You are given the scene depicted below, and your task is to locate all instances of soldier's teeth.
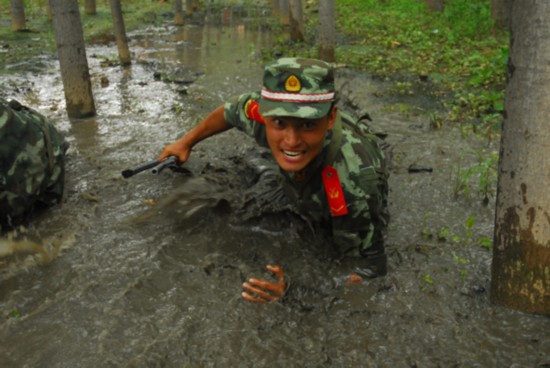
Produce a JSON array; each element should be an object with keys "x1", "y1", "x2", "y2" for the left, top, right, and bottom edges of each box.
[{"x1": 283, "y1": 150, "x2": 302, "y2": 157}]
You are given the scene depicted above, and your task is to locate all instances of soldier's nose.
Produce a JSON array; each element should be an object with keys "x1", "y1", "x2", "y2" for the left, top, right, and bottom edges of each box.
[{"x1": 283, "y1": 127, "x2": 301, "y2": 147}]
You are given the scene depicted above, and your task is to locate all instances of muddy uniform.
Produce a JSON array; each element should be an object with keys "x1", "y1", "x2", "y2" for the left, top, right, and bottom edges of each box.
[
  {"x1": 0, "y1": 98, "x2": 67, "y2": 231},
  {"x1": 224, "y1": 92, "x2": 389, "y2": 259}
]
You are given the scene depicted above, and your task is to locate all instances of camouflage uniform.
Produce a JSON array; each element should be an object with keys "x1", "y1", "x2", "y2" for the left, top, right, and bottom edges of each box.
[
  {"x1": 224, "y1": 58, "x2": 389, "y2": 267},
  {"x1": 0, "y1": 98, "x2": 67, "y2": 231}
]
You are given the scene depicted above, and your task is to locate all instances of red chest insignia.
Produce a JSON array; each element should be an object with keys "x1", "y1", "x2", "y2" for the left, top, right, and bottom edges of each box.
[
  {"x1": 244, "y1": 99, "x2": 265, "y2": 124},
  {"x1": 322, "y1": 166, "x2": 348, "y2": 216}
]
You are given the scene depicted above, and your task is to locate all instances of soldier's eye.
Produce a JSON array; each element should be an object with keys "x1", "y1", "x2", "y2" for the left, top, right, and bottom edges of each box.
[{"x1": 272, "y1": 119, "x2": 284, "y2": 127}]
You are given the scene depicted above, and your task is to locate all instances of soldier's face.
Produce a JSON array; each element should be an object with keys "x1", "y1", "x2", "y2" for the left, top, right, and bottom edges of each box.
[{"x1": 264, "y1": 107, "x2": 337, "y2": 172}]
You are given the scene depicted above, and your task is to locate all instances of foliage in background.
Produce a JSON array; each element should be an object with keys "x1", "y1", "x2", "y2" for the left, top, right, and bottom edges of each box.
[
  {"x1": 0, "y1": 0, "x2": 173, "y2": 45},
  {"x1": 334, "y1": 0, "x2": 508, "y2": 134},
  {"x1": 0, "y1": 0, "x2": 173, "y2": 74}
]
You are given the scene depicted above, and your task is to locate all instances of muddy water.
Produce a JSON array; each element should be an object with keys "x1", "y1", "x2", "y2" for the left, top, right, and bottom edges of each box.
[{"x1": 1, "y1": 12, "x2": 549, "y2": 368}]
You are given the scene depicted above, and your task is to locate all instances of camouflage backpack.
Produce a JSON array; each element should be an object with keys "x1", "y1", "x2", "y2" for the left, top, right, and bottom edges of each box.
[{"x1": 0, "y1": 98, "x2": 67, "y2": 231}]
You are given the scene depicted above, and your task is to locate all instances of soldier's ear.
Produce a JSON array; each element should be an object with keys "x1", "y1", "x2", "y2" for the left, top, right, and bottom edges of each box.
[{"x1": 327, "y1": 106, "x2": 338, "y2": 130}]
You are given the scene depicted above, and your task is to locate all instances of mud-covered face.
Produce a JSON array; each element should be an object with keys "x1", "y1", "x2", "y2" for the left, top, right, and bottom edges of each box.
[{"x1": 264, "y1": 107, "x2": 337, "y2": 172}]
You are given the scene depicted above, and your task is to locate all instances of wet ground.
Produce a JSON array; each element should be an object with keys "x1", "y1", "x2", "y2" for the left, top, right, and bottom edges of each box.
[{"x1": 1, "y1": 10, "x2": 549, "y2": 368}]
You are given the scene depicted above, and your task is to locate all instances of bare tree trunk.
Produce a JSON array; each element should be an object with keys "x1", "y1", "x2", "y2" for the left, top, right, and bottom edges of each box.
[
  {"x1": 84, "y1": 0, "x2": 97, "y2": 15},
  {"x1": 279, "y1": 0, "x2": 290, "y2": 26},
  {"x1": 318, "y1": 0, "x2": 335, "y2": 62},
  {"x1": 191, "y1": 0, "x2": 200, "y2": 12},
  {"x1": 174, "y1": 0, "x2": 184, "y2": 25},
  {"x1": 50, "y1": 0, "x2": 96, "y2": 119},
  {"x1": 110, "y1": 0, "x2": 131, "y2": 66},
  {"x1": 289, "y1": 0, "x2": 304, "y2": 42},
  {"x1": 45, "y1": 2, "x2": 52, "y2": 21},
  {"x1": 425, "y1": 0, "x2": 444, "y2": 12},
  {"x1": 492, "y1": 0, "x2": 511, "y2": 30},
  {"x1": 491, "y1": 0, "x2": 550, "y2": 315},
  {"x1": 186, "y1": 0, "x2": 193, "y2": 16},
  {"x1": 10, "y1": 0, "x2": 26, "y2": 31},
  {"x1": 271, "y1": 0, "x2": 280, "y2": 16}
]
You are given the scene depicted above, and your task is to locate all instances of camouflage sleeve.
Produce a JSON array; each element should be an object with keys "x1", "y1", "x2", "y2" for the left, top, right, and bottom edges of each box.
[
  {"x1": 223, "y1": 91, "x2": 269, "y2": 148},
  {"x1": 330, "y1": 128, "x2": 389, "y2": 257}
]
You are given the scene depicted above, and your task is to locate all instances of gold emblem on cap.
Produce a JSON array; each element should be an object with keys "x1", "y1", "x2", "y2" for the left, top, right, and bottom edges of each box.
[{"x1": 285, "y1": 75, "x2": 301, "y2": 92}]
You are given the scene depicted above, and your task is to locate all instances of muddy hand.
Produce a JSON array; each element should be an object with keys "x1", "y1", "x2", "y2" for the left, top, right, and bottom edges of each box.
[
  {"x1": 345, "y1": 272, "x2": 362, "y2": 285},
  {"x1": 242, "y1": 265, "x2": 287, "y2": 303}
]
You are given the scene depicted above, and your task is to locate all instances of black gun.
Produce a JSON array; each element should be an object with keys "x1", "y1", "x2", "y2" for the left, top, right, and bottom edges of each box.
[{"x1": 121, "y1": 156, "x2": 189, "y2": 178}]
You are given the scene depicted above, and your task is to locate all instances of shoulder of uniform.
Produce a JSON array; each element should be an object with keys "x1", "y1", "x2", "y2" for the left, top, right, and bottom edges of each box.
[{"x1": 243, "y1": 95, "x2": 265, "y2": 124}]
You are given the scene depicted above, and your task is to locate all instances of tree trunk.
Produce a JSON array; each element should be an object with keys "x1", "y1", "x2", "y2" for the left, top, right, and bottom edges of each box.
[
  {"x1": 186, "y1": 0, "x2": 193, "y2": 16},
  {"x1": 84, "y1": 0, "x2": 97, "y2": 15},
  {"x1": 279, "y1": 0, "x2": 290, "y2": 26},
  {"x1": 492, "y1": 0, "x2": 511, "y2": 30},
  {"x1": 271, "y1": 0, "x2": 280, "y2": 16},
  {"x1": 174, "y1": 0, "x2": 184, "y2": 26},
  {"x1": 110, "y1": 0, "x2": 131, "y2": 66},
  {"x1": 289, "y1": 0, "x2": 304, "y2": 42},
  {"x1": 45, "y1": 2, "x2": 52, "y2": 21},
  {"x1": 50, "y1": 0, "x2": 96, "y2": 119},
  {"x1": 490, "y1": 0, "x2": 550, "y2": 315},
  {"x1": 191, "y1": 0, "x2": 200, "y2": 12},
  {"x1": 425, "y1": 0, "x2": 444, "y2": 12},
  {"x1": 10, "y1": 0, "x2": 26, "y2": 31},
  {"x1": 318, "y1": 0, "x2": 335, "y2": 62}
]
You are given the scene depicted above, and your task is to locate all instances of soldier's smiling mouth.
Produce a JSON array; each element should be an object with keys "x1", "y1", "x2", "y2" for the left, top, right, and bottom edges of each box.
[{"x1": 282, "y1": 150, "x2": 305, "y2": 160}]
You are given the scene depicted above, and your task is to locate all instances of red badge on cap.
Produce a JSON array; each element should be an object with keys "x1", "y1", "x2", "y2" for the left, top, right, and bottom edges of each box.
[
  {"x1": 322, "y1": 166, "x2": 348, "y2": 216},
  {"x1": 244, "y1": 99, "x2": 265, "y2": 124}
]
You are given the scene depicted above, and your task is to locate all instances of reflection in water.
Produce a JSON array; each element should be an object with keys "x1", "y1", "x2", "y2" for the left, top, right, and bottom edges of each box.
[
  {"x1": 118, "y1": 66, "x2": 134, "y2": 114},
  {"x1": 69, "y1": 117, "x2": 99, "y2": 153}
]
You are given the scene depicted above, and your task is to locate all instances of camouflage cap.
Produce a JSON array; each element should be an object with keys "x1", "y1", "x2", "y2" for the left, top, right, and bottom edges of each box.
[{"x1": 259, "y1": 57, "x2": 335, "y2": 119}]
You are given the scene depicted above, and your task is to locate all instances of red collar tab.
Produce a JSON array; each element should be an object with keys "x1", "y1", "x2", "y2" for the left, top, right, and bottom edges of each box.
[
  {"x1": 244, "y1": 99, "x2": 265, "y2": 124},
  {"x1": 322, "y1": 166, "x2": 348, "y2": 216}
]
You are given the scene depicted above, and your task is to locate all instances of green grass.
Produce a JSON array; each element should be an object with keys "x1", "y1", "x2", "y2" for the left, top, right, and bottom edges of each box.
[{"x1": 334, "y1": 0, "x2": 508, "y2": 132}]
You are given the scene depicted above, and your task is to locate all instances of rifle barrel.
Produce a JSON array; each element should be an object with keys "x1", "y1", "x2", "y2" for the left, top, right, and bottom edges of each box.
[{"x1": 121, "y1": 156, "x2": 179, "y2": 178}]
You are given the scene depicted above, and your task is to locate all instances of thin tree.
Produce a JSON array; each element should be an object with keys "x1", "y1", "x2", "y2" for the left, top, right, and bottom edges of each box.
[
  {"x1": 491, "y1": 0, "x2": 511, "y2": 30},
  {"x1": 84, "y1": 0, "x2": 97, "y2": 15},
  {"x1": 185, "y1": 0, "x2": 193, "y2": 16},
  {"x1": 110, "y1": 0, "x2": 131, "y2": 66},
  {"x1": 191, "y1": 0, "x2": 200, "y2": 12},
  {"x1": 490, "y1": 0, "x2": 550, "y2": 315},
  {"x1": 289, "y1": 0, "x2": 304, "y2": 42},
  {"x1": 271, "y1": 0, "x2": 280, "y2": 16},
  {"x1": 50, "y1": 0, "x2": 96, "y2": 119},
  {"x1": 10, "y1": 0, "x2": 26, "y2": 31},
  {"x1": 318, "y1": 0, "x2": 335, "y2": 62},
  {"x1": 174, "y1": 0, "x2": 184, "y2": 26},
  {"x1": 279, "y1": 0, "x2": 290, "y2": 26},
  {"x1": 45, "y1": 1, "x2": 52, "y2": 20}
]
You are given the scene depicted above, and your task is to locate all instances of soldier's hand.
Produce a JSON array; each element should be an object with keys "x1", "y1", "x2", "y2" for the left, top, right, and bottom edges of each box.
[
  {"x1": 345, "y1": 271, "x2": 363, "y2": 285},
  {"x1": 242, "y1": 265, "x2": 287, "y2": 303},
  {"x1": 158, "y1": 140, "x2": 191, "y2": 164}
]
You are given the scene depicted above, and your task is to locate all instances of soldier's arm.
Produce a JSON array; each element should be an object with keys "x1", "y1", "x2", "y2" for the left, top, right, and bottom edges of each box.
[{"x1": 158, "y1": 105, "x2": 232, "y2": 163}]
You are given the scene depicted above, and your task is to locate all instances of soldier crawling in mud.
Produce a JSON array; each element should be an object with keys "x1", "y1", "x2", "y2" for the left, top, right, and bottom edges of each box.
[
  {"x1": 159, "y1": 57, "x2": 389, "y2": 303},
  {"x1": 0, "y1": 98, "x2": 67, "y2": 233}
]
